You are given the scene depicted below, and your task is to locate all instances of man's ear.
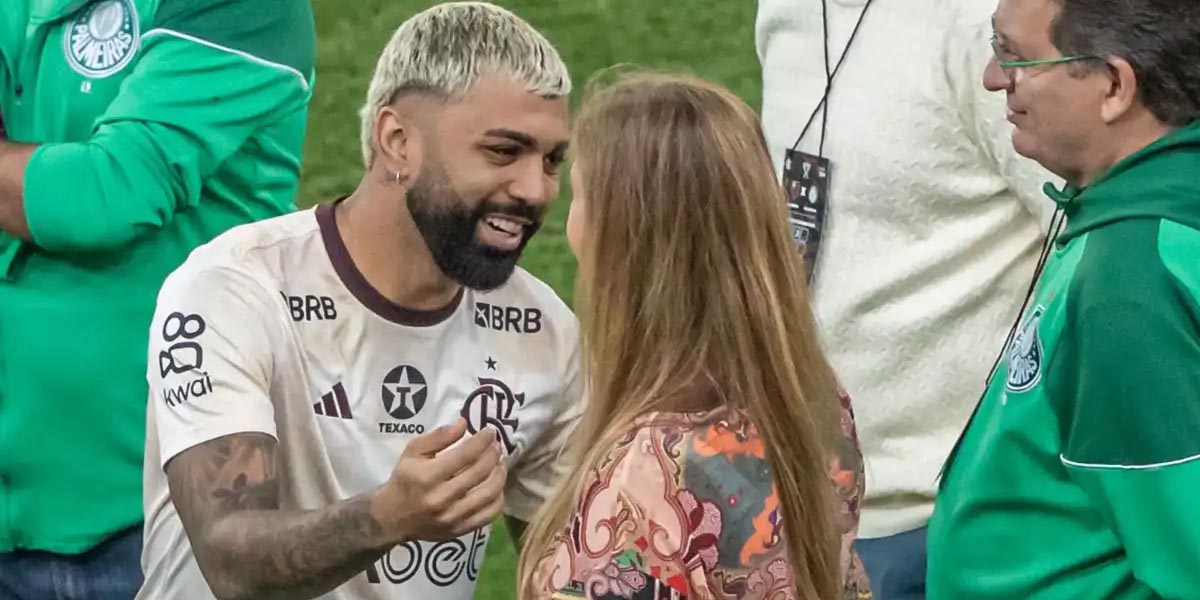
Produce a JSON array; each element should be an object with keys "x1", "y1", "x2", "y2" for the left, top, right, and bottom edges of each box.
[
  {"x1": 374, "y1": 105, "x2": 423, "y2": 181},
  {"x1": 1100, "y1": 57, "x2": 1139, "y2": 125}
]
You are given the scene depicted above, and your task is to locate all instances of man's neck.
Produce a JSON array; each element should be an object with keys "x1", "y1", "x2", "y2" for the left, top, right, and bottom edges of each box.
[
  {"x1": 335, "y1": 180, "x2": 461, "y2": 312},
  {"x1": 1074, "y1": 116, "x2": 1175, "y2": 188}
]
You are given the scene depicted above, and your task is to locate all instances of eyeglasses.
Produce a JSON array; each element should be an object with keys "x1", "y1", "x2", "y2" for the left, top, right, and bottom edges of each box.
[
  {"x1": 989, "y1": 33, "x2": 1103, "y2": 82},
  {"x1": 996, "y1": 55, "x2": 1101, "y2": 81}
]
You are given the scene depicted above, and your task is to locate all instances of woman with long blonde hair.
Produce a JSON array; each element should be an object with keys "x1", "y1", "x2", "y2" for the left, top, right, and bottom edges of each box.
[{"x1": 517, "y1": 72, "x2": 870, "y2": 600}]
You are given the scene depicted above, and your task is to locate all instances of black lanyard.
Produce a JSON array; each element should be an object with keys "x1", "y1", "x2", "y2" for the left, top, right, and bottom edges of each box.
[{"x1": 789, "y1": 0, "x2": 876, "y2": 158}]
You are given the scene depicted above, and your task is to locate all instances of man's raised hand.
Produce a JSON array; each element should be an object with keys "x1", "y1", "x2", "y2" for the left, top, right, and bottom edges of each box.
[{"x1": 371, "y1": 418, "x2": 508, "y2": 543}]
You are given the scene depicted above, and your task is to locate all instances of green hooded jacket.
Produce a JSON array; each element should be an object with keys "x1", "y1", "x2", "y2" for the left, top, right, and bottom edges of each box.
[
  {"x1": 0, "y1": 0, "x2": 314, "y2": 553},
  {"x1": 929, "y1": 120, "x2": 1200, "y2": 599}
]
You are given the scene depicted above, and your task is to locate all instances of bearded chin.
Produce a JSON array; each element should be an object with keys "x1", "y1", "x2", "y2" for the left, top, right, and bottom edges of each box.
[{"x1": 405, "y1": 175, "x2": 536, "y2": 292}]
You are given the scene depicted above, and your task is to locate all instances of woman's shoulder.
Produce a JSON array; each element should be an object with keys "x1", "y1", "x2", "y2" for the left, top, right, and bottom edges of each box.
[{"x1": 546, "y1": 408, "x2": 795, "y2": 598}]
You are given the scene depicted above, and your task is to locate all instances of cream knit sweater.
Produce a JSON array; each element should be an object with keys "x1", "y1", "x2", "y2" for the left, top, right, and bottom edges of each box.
[{"x1": 757, "y1": 0, "x2": 1061, "y2": 538}]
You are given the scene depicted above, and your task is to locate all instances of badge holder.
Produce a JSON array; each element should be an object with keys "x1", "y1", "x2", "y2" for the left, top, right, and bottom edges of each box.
[
  {"x1": 782, "y1": 150, "x2": 831, "y2": 283},
  {"x1": 778, "y1": 0, "x2": 873, "y2": 285}
]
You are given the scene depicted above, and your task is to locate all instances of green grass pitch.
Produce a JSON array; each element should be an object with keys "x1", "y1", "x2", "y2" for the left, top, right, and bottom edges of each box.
[{"x1": 302, "y1": 1, "x2": 762, "y2": 596}]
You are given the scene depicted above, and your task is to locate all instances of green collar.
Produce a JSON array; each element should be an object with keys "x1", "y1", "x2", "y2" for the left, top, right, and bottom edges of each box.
[
  {"x1": 29, "y1": 0, "x2": 92, "y2": 22},
  {"x1": 1051, "y1": 120, "x2": 1200, "y2": 244}
]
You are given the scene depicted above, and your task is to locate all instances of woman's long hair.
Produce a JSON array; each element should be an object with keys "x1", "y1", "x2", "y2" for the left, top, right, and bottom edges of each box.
[{"x1": 518, "y1": 71, "x2": 843, "y2": 599}]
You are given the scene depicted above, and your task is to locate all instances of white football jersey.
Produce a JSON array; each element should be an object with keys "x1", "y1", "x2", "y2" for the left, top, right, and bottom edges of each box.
[{"x1": 138, "y1": 203, "x2": 583, "y2": 600}]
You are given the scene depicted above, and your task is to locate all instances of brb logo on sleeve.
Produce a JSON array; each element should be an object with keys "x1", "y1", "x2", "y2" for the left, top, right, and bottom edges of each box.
[{"x1": 159, "y1": 312, "x2": 213, "y2": 408}]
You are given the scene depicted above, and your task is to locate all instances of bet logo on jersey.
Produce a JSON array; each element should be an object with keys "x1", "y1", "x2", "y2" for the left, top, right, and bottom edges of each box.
[
  {"x1": 1006, "y1": 305, "x2": 1045, "y2": 393},
  {"x1": 64, "y1": 0, "x2": 140, "y2": 78},
  {"x1": 365, "y1": 528, "x2": 488, "y2": 588},
  {"x1": 379, "y1": 366, "x2": 428, "y2": 434}
]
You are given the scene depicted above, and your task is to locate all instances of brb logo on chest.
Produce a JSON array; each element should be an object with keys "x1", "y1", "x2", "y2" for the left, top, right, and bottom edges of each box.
[
  {"x1": 1006, "y1": 305, "x2": 1045, "y2": 393},
  {"x1": 280, "y1": 292, "x2": 337, "y2": 322},
  {"x1": 64, "y1": 0, "x2": 141, "y2": 78},
  {"x1": 474, "y1": 302, "x2": 542, "y2": 334}
]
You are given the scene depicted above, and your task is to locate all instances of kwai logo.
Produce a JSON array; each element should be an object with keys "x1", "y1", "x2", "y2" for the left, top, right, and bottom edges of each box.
[
  {"x1": 159, "y1": 312, "x2": 206, "y2": 377},
  {"x1": 64, "y1": 0, "x2": 140, "y2": 78},
  {"x1": 162, "y1": 373, "x2": 214, "y2": 408},
  {"x1": 159, "y1": 312, "x2": 212, "y2": 408},
  {"x1": 1006, "y1": 305, "x2": 1045, "y2": 393}
]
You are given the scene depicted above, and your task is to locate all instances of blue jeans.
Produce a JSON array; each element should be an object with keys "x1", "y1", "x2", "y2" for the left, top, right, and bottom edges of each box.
[
  {"x1": 0, "y1": 526, "x2": 143, "y2": 600},
  {"x1": 854, "y1": 526, "x2": 927, "y2": 600}
]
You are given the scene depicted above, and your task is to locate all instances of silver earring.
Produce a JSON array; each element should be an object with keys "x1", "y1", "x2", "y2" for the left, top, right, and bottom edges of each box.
[{"x1": 393, "y1": 171, "x2": 403, "y2": 184}]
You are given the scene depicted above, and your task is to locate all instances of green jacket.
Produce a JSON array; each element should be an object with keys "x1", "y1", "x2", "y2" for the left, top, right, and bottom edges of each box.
[
  {"x1": 929, "y1": 120, "x2": 1200, "y2": 599},
  {"x1": 0, "y1": 0, "x2": 314, "y2": 553}
]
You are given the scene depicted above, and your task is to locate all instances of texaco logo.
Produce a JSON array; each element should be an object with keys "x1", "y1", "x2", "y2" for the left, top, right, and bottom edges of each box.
[{"x1": 381, "y1": 365, "x2": 427, "y2": 420}]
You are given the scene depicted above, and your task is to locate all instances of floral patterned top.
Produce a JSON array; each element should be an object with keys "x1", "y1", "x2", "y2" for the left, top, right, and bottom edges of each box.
[{"x1": 529, "y1": 392, "x2": 871, "y2": 599}]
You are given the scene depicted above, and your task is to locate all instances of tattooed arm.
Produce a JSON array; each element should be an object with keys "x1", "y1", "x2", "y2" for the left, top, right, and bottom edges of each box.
[
  {"x1": 167, "y1": 432, "x2": 390, "y2": 600},
  {"x1": 166, "y1": 420, "x2": 507, "y2": 600}
]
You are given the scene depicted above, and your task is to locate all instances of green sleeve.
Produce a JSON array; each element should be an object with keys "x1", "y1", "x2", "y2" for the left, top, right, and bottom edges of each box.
[
  {"x1": 22, "y1": 0, "x2": 314, "y2": 252},
  {"x1": 1066, "y1": 463, "x2": 1200, "y2": 598},
  {"x1": 1055, "y1": 220, "x2": 1200, "y2": 597}
]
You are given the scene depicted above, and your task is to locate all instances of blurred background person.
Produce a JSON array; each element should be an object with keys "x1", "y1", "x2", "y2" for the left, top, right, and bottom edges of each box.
[
  {"x1": 0, "y1": 0, "x2": 314, "y2": 597},
  {"x1": 518, "y1": 72, "x2": 871, "y2": 600},
  {"x1": 756, "y1": 0, "x2": 1059, "y2": 595},
  {"x1": 930, "y1": 0, "x2": 1200, "y2": 597}
]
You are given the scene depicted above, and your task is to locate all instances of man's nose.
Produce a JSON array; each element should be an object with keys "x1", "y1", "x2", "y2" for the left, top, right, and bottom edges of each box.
[
  {"x1": 982, "y1": 56, "x2": 1012, "y2": 92},
  {"x1": 508, "y1": 157, "x2": 558, "y2": 206}
]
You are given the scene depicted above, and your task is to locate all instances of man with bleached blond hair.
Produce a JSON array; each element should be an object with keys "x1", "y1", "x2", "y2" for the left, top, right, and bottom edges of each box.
[{"x1": 137, "y1": 3, "x2": 582, "y2": 599}]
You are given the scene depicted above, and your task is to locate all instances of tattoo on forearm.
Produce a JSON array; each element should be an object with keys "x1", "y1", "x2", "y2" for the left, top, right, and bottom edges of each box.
[
  {"x1": 167, "y1": 433, "x2": 391, "y2": 600},
  {"x1": 209, "y1": 436, "x2": 277, "y2": 511}
]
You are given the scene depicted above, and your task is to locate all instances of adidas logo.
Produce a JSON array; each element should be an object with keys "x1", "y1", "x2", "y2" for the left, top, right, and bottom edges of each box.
[{"x1": 314, "y1": 382, "x2": 353, "y2": 419}]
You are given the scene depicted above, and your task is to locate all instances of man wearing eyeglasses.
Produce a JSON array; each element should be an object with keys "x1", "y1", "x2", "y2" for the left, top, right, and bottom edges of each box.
[
  {"x1": 756, "y1": 0, "x2": 1062, "y2": 596},
  {"x1": 928, "y1": 0, "x2": 1200, "y2": 597}
]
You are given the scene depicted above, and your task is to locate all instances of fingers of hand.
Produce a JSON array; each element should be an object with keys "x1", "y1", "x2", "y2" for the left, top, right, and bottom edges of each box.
[
  {"x1": 389, "y1": 423, "x2": 506, "y2": 540},
  {"x1": 428, "y1": 437, "x2": 503, "y2": 511},
  {"x1": 406, "y1": 419, "x2": 469, "y2": 457},
  {"x1": 427, "y1": 428, "x2": 500, "y2": 481},
  {"x1": 446, "y1": 464, "x2": 508, "y2": 535}
]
